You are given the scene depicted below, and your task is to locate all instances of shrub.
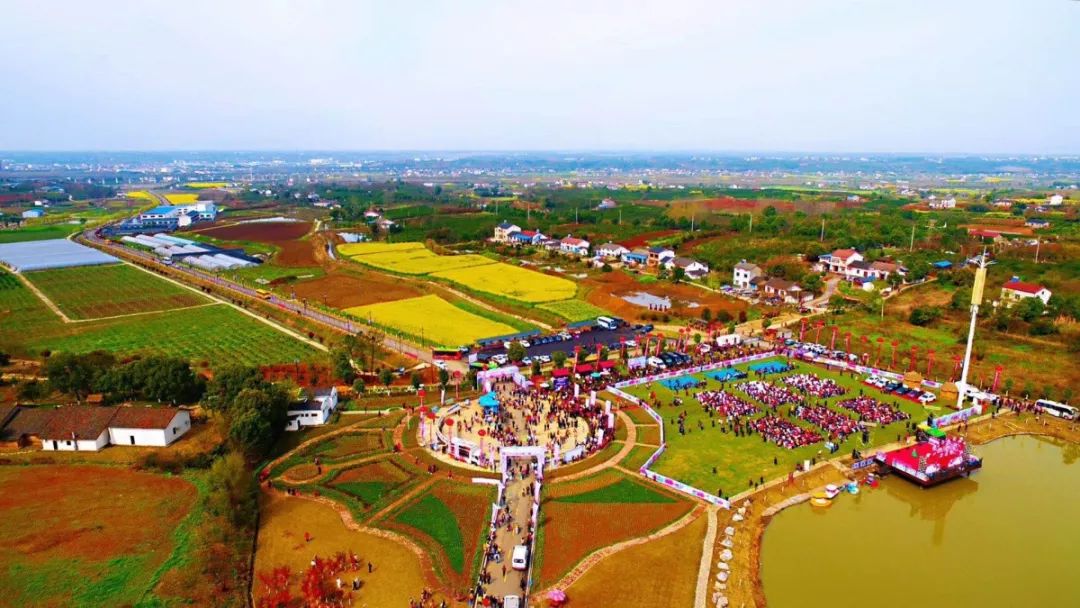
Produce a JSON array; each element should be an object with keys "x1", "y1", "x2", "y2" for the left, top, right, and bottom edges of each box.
[{"x1": 909, "y1": 306, "x2": 943, "y2": 326}]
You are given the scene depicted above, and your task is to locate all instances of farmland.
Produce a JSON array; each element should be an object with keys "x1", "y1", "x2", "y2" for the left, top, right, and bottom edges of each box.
[
  {"x1": 342, "y1": 242, "x2": 495, "y2": 275},
  {"x1": 432, "y1": 262, "x2": 577, "y2": 303},
  {"x1": 0, "y1": 223, "x2": 83, "y2": 243},
  {"x1": 24, "y1": 263, "x2": 210, "y2": 320},
  {"x1": 191, "y1": 220, "x2": 317, "y2": 267},
  {"x1": 163, "y1": 193, "x2": 199, "y2": 204},
  {"x1": 345, "y1": 294, "x2": 517, "y2": 348},
  {"x1": 0, "y1": 465, "x2": 197, "y2": 607},
  {"x1": 537, "y1": 298, "x2": 610, "y2": 321},
  {"x1": 0, "y1": 268, "x2": 319, "y2": 366}
]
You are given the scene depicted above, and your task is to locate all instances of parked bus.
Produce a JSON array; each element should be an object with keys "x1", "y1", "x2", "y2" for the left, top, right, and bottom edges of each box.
[
  {"x1": 1035, "y1": 399, "x2": 1077, "y2": 421},
  {"x1": 596, "y1": 316, "x2": 622, "y2": 330},
  {"x1": 255, "y1": 289, "x2": 272, "y2": 300}
]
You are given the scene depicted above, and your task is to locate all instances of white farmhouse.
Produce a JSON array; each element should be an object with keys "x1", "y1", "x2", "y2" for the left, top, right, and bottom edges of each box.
[
  {"x1": 285, "y1": 387, "x2": 339, "y2": 431},
  {"x1": 732, "y1": 261, "x2": 762, "y2": 289},
  {"x1": 108, "y1": 407, "x2": 191, "y2": 447}
]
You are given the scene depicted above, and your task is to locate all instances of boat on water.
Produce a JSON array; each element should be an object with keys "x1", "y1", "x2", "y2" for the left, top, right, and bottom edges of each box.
[
  {"x1": 810, "y1": 495, "x2": 832, "y2": 507},
  {"x1": 824, "y1": 484, "x2": 841, "y2": 499},
  {"x1": 846, "y1": 481, "x2": 859, "y2": 495}
]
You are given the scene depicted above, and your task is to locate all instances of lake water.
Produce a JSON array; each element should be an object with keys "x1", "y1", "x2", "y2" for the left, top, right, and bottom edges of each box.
[{"x1": 762, "y1": 435, "x2": 1080, "y2": 608}]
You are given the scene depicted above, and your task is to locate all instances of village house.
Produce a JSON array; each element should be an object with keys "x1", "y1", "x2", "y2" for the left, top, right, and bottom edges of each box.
[
  {"x1": 20, "y1": 405, "x2": 193, "y2": 452},
  {"x1": 1000, "y1": 279, "x2": 1052, "y2": 307},
  {"x1": 732, "y1": 261, "x2": 762, "y2": 290},
  {"x1": 665, "y1": 256, "x2": 710, "y2": 280},
  {"x1": 376, "y1": 218, "x2": 397, "y2": 231},
  {"x1": 595, "y1": 242, "x2": 629, "y2": 260},
  {"x1": 493, "y1": 221, "x2": 522, "y2": 243},
  {"x1": 363, "y1": 209, "x2": 382, "y2": 221},
  {"x1": 928, "y1": 197, "x2": 956, "y2": 209},
  {"x1": 1048, "y1": 194, "x2": 1064, "y2": 206},
  {"x1": 1025, "y1": 218, "x2": 1049, "y2": 229},
  {"x1": 596, "y1": 198, "x2": 617, "y2": 210},
  {"x1": 646, "y1": 246, "x2": 675, "y2": 268},
  {"x1": 285, "y1": 387, "x2": 339, "y2": 431},
  {"x1": 509, "y1": 229, "x2": 545, "y2": 246},
  {"x1": 21, "y1": 208, "x2": 44, "y2": 219},
  {"x1": 0, "y1": 405, "x2": 52, "y2": 449},
  {"x1": 559, "y1": 236, "x2": 591, "y2": 257},
  {"x1": 761, "y1": 277, "x2": 808, "y2": 304},
  {"x1": 621, "y1": 248, "x2": 649, "y2": 266},
  {"x1": 820, "y1": 249, "x2": 864, "y2": 275}
]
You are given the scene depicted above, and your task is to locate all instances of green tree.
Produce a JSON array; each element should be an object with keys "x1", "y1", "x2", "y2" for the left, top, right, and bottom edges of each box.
[
  {"x1": 531, "y1": 359, "x2": 541, "y2": 376},
  {"x1": 701, "y1": 307, "x2": 712, "y2": 323},
  {"x1": 45, "y1": 350, "x2": 116, "y2": 402},
  {"x1": 1015, "y1": 297, "x2": 1045, "y2": 323},
  {"x1": 206, "y1": 451, "x2": 258, "y2": 528},
  {"x1": 379, "y1": 368, "x2": 394, "y2": 388},
  {"x1": 552, "y1": 351, "x2": 568, "y2": 368},
  {"x1": 507, "y1": 342, "x2": 527, "y2": 363},
  {"x1": 204, "y1": 365, "x2": 266, "y2": 412},
  {"x1": 0, "y1": 351, "x2": 10, "y2": 367},
  {"x1": 801, "y1": 273, "x2": 823, "y2": 296},
  {"x1": 950, "y1": 287, "x2": 972, "y2": 310},
  {"x1": 438, "y1": 368, "x2": 450, "y2": 390},
  {"x1": 672, "y1": 267, "x2": 686, "y2": 283},
  {"x1": 352, "y1": 378, "x2": 366, "y2": 395},
  {"x1": 410, "y1": 371, "x2": 423, "y2": 390},
  {"x1": 331, "y1": 347, "x2": 356, "y2": 383},
  {"x1": 909, "y1": 306, "x2": 943, "y2": 326}
]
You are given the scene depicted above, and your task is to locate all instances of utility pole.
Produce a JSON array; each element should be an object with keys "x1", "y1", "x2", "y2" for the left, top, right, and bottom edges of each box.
[
  {"x1": 820, "y1": 217, "x2": 825, "y2": 242},
  {"x1": 1034, "y1": 238, "x2": 1040, "y2": 264},
  {"x1": 909, "y1": 224, "x2": 915, "y2": 252},
  {"x1": 575, "y1": 206, "x2": 579, "y2": 224},
  {"x1": 691, "y1": 213, "x2": 695, "y2": 232},
  {"x1": 957, "y1": 249, "x2": 988, "y2": 409},
  {"x1": 619, "y1": 208, "x2": 622, "y2": 225},
  {"x1": 748, "y1": 213, "x2": 753, "y2": 234}
]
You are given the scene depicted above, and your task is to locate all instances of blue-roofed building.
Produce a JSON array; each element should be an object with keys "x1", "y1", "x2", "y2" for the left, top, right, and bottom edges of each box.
[
  {"x1": 932, "y1": 260, "x2": 953, "y2": 269},
  {"x1": 621, "y1": 250, "x2": 649, "y2": 265},
  {"x1": 21, "y1": 209, "x2": 45, "y2": 219},
  {"x1": 136, "y1": 201, "x2": 217, "y2": 229}
]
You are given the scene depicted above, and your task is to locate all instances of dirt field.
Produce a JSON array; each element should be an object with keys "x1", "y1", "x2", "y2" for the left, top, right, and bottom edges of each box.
[
  {"x1": 0, "y1": 465, "x2": 196, "y2": 607},
  {"x1": 564, "y1": 508, "x2": 707, "y2": 607},
  {"x1": 254, "y1": 492, "x2": 446, "y2": 607},
  {"x1": 196, "y1": 221, "x2": 318, "y2": 267},
  {"x1": 582, "y1": 269, "x2": 745, "y2": 322},
  {"x1": 663, "y1": 197, "x2": 859, "y2": 219},
  {"x1": 289, "y1": 270, "x2": 423, "y2": 309},
  {"x1": 536, "y1": 472, "x2": 694, "y2": 589},
  {"x1": 618, "y1": 230, "x2": 681, "y2": 248}
]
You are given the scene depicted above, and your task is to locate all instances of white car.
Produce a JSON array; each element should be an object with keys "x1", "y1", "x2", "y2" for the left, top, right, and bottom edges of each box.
[
  {"x1": 521, "y1": 357, "x2": 532, "y2": 365},
  {"x1": 504, "y1": 596, "x2": 521, "y2": 608},
  {"x1": 433, "y1": 360, "x2": 448, "y2": 370},
  {"x1": 647, "y1": 356, "x2": 666, "y2": 369},
  {"x1": 511, "y1": 545, "x2": 529, "y2": 570},
  {"x1": 625, "y1": 339, "x2": 637, "y2": 348},
  {"x1": 919, "y1": 392, "x2": 937, "y2": 404},
  {"x1": 520, "y1": 340, "x2": 530, "y2": 348}
]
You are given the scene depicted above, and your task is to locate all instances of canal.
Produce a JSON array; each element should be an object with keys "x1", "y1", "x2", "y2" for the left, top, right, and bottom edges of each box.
[{"x1": 762, "y1": 434, "x2": 1080, "y2": 607}]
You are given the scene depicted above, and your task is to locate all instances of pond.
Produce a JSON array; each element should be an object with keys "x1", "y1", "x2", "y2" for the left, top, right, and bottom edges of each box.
[{"x1": 762, "y1": 434, "x2": 1080, "y2": 608}]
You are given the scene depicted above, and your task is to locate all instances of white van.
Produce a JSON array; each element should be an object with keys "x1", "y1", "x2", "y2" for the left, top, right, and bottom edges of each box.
[
  {"x1": 511, "y1": 545, "x2": 529, "y2": 570},
  {"x1": 504, "y1": 596, "x2": 522, "y2": 608}
]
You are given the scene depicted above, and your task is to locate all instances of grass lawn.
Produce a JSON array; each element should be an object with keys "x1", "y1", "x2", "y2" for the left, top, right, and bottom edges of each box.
[
  {"x1": 0, "y1": 272, "x2": 319, "y2": 366},
  {"x1": 24, "y1": 263, "x2": 209, "y2": 320},
  {"x1": 619, "y1": 445, "x2": 660, "y2": 471},
  {"x1": 395, "y1": 494, "x2": 465, "y2": 571},
  {"x1": 552, "y1": 477, "x2": 675, "y2": 504},
  {"x1": 622, "y1": 357, "x2": 932, "y2": 496},
  {"x1": 537, "y1": 298, "x2": 611, "y2": 321}
]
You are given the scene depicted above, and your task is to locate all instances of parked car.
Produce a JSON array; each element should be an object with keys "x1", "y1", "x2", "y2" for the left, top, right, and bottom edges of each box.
[{"x1": 511, "y1": 545, "x2": 529, "y2": 570}]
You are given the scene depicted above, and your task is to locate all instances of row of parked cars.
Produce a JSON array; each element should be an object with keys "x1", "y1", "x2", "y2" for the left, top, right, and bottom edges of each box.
[
  {"x1": 866, "y1": 375, "x2": 937, "y2": 404},
  {"x1": 646, "y1": 351, "x2": 693, "y2": 370},
  {"x1": 788, "y1": 340, "x2": 861, "y2": 363}
]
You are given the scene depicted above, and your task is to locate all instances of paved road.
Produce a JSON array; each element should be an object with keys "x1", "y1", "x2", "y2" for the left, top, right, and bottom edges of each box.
[
  {"x1": 480, "y1": 461, "x2": 537, "y2": 603},
  {"x1": 77, "y1": 227, "x2": 433, "y2": 362}
]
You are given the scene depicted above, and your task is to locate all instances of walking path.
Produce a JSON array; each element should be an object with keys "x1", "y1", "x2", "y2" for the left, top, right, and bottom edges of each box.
[
  {"x1": 481, "y1": 461, "x2": 536, "y2": 600},
  {"x1": 693, "y1": 506, "x2": 719, "y2": 608},
  {"x1": 12, "y1": 271, "x2": 70, "y2": 322},
  {"x1": 368, "y1": 476, "x2": 439, "y2": 524}
]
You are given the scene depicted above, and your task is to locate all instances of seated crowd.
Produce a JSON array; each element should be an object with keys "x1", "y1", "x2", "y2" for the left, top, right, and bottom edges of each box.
[
  {"x1": 697, "y1": 390, "x2": 758, "y2": 419},
  {"x1": 748, "y1": 414, "x2": 822, "y2": 449},
  {"x1": 836, "y1": 396, "x2": 910, "y2": 425},
  {"x1": 794, "y1": 405, "x2": 861, "y2": 440},
  {"x1": 740, "y1": 380, "x2": 802, "y2": 408},
  {"x1": 782, "y1": 373, "x2": 847, "y2": 398}
]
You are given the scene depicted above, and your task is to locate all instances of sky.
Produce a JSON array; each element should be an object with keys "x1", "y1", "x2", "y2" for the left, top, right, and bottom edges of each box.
[{"x1": 1, "y1": 0, "x2": 1077, "y2": 153}]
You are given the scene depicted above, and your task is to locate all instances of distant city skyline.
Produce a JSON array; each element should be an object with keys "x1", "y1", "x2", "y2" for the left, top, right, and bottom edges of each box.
[{"x1": 2, "y1": 0, "x2": 1077, "y2": 153}]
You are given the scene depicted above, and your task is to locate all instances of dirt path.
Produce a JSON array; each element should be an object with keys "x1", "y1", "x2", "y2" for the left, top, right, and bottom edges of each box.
[
  {"x1": 12, "y1": 271, "x2": 71, "y2": 322},
  {"x1": 550, "y1": 409, "x2": 637, "y2": 484},
  {"x1": 367, "y1": 476, "x2": 439, "y2": 524}
]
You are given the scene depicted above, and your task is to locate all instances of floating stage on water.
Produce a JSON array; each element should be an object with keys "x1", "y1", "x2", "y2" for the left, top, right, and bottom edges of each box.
[{"x1": 875, "y1": 436, "x2": 983, "y2": 488}]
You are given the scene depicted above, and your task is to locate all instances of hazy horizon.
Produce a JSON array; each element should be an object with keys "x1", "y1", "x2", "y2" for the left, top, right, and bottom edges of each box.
[{"x1": 2, "y1": 0, "x2": 1078, "y2": 154}]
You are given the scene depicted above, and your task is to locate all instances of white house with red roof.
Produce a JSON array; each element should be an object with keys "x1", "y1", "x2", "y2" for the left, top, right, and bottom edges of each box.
[
  {"x1": 821, "y1": 249, "x2": 864, "y2": 275},
  {"x1": 559, "y1": 236, "x2": 591, "y2": 256},
  {"x1": 35, "y1": 405, "x2": 191, "y2": 451},
  {"x1": 1000, "y1": 279, "x2": 1052, "y2": 307}
]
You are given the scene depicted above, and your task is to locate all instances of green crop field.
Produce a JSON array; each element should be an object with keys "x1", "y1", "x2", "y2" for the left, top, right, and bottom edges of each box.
[
  {"x1": 537, "y1": 298, "x2": 610, "y2": 321},
  {"x1": 0, "y1": 224, "x2": 83, "y2": 243},
  {"x1": 0, "y1": 269, "x2": 319, "y2": 366},
  {"x1": 24, "y1": 264, "x2": 210, "y2": 320}
]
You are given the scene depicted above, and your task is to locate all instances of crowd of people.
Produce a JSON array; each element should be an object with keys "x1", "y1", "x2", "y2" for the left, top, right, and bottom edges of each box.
[
  {"x1": 697, "y1": 390, "x2": 758, "y2": 419},
  {"x1": 836, "y1": 396, "x2": 910, "y2": 425},
  {"x1": 782, "y1": 373, "x2": 847, "y2": 398},
  {"x1": 473, "y1": 460, "x2": 536, "y2": 608},
  {"x1": 793, "y1": 404, "x2": 861, "y2": 440},
  {"x1": 748, "y1": 414, "x2": 822, "y2": 449},
  {"x1": 741, "y1": 380, "x2": 802, "y2": 408}
]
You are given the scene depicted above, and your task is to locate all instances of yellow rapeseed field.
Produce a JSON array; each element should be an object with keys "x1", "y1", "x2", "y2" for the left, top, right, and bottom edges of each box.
[
  {"x1": 184, "y1": 182, "x2": 228, "y2": 189},
  {"x1": 337, "y1": 242, "x2": 426, "y2": 257},
  {"x1": 345, "y1": 295, "x2": 515, "y2": 347},
  {"x1": 125, "y1": 191, "x2": 156, "y2": 201},
  {"x1": 164, "y1": 193, "x2": 200, "y2": 204},
  {"x1": 432, "y1": 263, "x2": 577, "y2": 303}
]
